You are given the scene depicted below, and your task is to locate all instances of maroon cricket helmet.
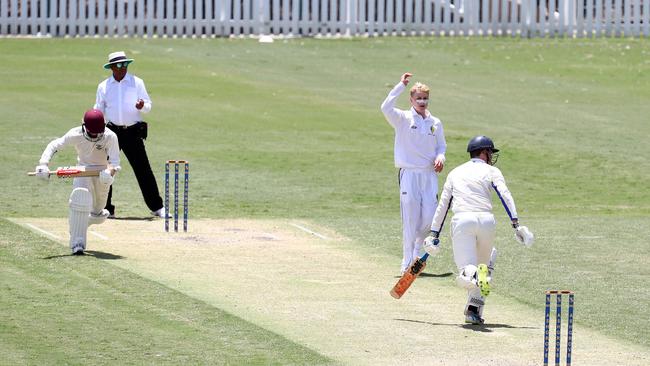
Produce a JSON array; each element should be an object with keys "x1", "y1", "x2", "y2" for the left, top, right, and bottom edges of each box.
[{"x1": 83, "y1": 109, "x2": 106, "y2": 134}]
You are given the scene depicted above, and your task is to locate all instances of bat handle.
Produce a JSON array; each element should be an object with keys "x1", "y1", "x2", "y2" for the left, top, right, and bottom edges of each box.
[{"x1": 420, "y1": 253, "x2": 429, "y2": 261}]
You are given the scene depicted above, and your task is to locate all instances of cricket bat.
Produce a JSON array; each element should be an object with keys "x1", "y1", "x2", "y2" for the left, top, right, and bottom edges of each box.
[
  {"x1": 27, "y1": 166, "x2": 105, "y2": 178},
  {"x1": 389, "y1": 252, "x2": 430, "y2": 299}
]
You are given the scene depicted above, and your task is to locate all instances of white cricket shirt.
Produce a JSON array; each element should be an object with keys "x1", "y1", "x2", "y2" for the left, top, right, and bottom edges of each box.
[
  {"x1": 39, "y1": 127, "x2": 121, "y2": 169},
  {"x1": 381, "y1": 82, "x2": 446, "y2": 170},
  {"x1": 431, "y1": 158, "x2": 518, "y2": 231},
  {"x1": 94, "y1": 73, "x2": 152, "y2": 127}
]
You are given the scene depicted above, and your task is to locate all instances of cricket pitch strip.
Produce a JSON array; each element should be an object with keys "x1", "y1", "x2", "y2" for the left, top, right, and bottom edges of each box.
[{"x1": 13, "y1": 218, "x2": 650, "y2": 366}]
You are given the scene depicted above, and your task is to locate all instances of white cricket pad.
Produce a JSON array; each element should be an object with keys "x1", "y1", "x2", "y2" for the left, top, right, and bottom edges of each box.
[
  {"x1": 455, "y1": 264, "x2": 479, "y2": 290},
  {"x1": 488, "y1": 247, "x2": 497, "y2": 272},
  {"x1": 69, "y1": 188, "x2": 92, "y2": 251},
  {"x1": 464, "y1": 288, "x2": 485, "y2": 317}
]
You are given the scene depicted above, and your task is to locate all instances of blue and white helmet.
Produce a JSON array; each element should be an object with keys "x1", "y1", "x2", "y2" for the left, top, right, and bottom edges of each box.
[{"x1": 467, "y1": 135, "x2": 499, "y2": 153}]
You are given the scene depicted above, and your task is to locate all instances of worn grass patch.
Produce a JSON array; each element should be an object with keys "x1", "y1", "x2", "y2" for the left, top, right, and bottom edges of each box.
[
  {"x1": 0, "y1": 218, "x2": 334, "y2": 365},
  {"x1": 9, "y1": 217, "x2": 650, "y2": 366}
]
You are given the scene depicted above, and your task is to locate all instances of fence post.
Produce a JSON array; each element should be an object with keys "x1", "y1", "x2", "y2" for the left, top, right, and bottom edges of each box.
[{"x1": 643, "y1": 0, "x2": 650, "y2": 37}]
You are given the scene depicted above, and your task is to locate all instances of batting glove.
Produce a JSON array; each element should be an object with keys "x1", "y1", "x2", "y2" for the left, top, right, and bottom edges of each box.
[
  {"x1": 35, "y1": 165, "x2": 50, "y2": 181},
  {"x1": 423, "y1": 230, "x2": 441, "y2": 257},
  {"x1": 99, "y1": 169, "x2": 114, "y2": 186},
  {"x1": 514, "y1": 226, "x2": 535, "y2": 247}
]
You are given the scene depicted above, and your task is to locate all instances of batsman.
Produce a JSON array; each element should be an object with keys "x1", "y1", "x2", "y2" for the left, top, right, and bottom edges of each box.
[
  {"x1": 423, "y1": 136, "x2": 534, "y2": 324},
  {"x1": 33, "y1": 109, "x2": 120, "y2": 255}
]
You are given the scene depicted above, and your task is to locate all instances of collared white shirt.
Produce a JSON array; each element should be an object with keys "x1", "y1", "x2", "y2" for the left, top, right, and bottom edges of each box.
[
  {"x1": 39, "y1": 127, "x2": 121, "y2": 170},
  {"x1": 431, "y1": 158, "x2": 517, "y2": 231},
  {"x1": 94, "y1": 73, "x2": 152, "y2": 127},
  {"x1": 381, "y1": 82, "x2": 446, "y2": 170}
]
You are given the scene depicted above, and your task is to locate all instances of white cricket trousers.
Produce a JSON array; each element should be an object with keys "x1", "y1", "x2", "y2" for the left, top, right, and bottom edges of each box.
[
  {"x1": 72, "y1": 177, "x2": 111, "y2": 214},
  {"x1": 399, "y1": 168, "x2": 438, "y2": 272},
  {"x1": 451, "y1": 212, "x2": 496, "y2": 270}
]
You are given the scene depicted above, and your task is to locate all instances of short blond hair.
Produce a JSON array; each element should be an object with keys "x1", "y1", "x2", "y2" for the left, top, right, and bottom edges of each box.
[{"x1": 410, "y1": 82, "x2": 430, "y2": 96}]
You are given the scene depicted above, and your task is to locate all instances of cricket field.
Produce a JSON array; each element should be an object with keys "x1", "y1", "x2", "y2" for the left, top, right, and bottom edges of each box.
[{"x1": 1, "y1": 37, "x2": 648, "y2": 365}]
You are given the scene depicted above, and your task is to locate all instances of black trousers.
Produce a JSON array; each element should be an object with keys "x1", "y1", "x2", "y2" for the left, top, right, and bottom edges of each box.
[{"x1": 106, "y1": 123, "x2": 163, "y2": 214}]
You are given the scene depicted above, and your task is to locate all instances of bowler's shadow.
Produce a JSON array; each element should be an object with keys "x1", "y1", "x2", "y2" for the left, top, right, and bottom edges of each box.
[
  {"x1": 395, "y1": 318, "x2": 537, "y2": 333},
  {"x1": 43, "y1": 250, "x2": 124, "y2": 260}
]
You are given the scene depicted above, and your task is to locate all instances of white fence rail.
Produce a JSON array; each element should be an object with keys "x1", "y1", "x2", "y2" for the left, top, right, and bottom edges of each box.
[{"x1": 0, "y1": 0, "x2": 648, "y2": 37}]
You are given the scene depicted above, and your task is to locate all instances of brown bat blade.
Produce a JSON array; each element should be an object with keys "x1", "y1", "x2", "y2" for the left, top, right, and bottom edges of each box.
[{"x1": 389, "y1": 253, "x2": 429, "y2": 299}]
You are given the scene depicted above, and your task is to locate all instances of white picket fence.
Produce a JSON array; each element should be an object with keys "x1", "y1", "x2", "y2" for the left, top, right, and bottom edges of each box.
[{"x1": 0, "y1": 0, "x2": 648, "y2": 38}]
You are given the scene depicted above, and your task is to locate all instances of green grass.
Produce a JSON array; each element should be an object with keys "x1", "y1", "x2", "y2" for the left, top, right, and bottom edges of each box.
[
  {"x1": 0, "y1": 36, "x2": 649, "y2": 361},
  {"x1": 0, "y1": 218, "x2": 334, "y2": 365}
]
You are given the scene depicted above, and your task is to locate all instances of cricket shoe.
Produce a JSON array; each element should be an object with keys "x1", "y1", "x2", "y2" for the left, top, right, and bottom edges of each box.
[
  {"x1": 71, "y1": 244, "x2": 85, "y2": 256},
  {"x1": 89, "y1": 209, "x2": 110, "y2": 225},
  {"x1": 477, "y1": 263, "x2": 491, "y2": 297},
  {"x1": 151, "y1": 207, "x2": 172, "y2": 219},
  {"x1": 465, "y1": 310, "x2": 484, "y2": 325}
]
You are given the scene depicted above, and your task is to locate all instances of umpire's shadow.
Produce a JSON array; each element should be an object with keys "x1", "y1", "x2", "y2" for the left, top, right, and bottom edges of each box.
[
  {"x1": 395, "y1": 318, "x2": 537, "y2": 333},
  {"x1": 42, "y1": 250, "x2": 124, "y2": 260}
]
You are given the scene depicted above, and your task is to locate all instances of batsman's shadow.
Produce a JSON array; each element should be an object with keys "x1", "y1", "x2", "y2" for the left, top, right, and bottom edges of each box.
[
  {"x1": 395, "y1": 318, "x2": 537, "y2": 333},
  {"x1": 419, "y1": 272, "x2": 453, "y2": 278},
  {"x1": 394, "y1": 272, "x2": 454, "y2": 279},
  {"x1": 109, "y1": 216, "x2": 155, "y2": 221},
  {"x1": 42, "y1": 250, "x2": 124, "y2": 260}
]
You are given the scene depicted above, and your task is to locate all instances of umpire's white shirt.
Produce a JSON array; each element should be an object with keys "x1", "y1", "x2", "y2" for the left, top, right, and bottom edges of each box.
[
  {"x1": 39, "y1": 127, "x2": 121, "y2": 169},
  {"x1": 94, "y1": 73, "x2": 152, "y2": 126},
  {"x1": 380, "y1": 82, "x2": 446, "y2": 169},
  {"x1": 431, "y1": 158, "x2": 517, "y2": 231}
]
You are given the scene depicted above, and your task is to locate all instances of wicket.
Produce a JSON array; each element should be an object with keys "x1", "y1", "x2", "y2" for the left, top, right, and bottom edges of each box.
[
  {"x1": 164, "y1": 160, "x2": 189, "y2": 232},
  {"x1": 544, "y1": 290, "x2": 575, "y2": 366}
]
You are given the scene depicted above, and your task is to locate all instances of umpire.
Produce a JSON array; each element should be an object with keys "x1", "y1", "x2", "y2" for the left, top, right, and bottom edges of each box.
[{"x1": 94, "y1": 51, "x2": 167, "y2": 218}]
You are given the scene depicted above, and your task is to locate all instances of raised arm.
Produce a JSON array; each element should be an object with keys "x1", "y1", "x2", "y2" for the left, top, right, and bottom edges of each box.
[{"x1": 380, "y1": 73, "x2": 411, "y2": 128}]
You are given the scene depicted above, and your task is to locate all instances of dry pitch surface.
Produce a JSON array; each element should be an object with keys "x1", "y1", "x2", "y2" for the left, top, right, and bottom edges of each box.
[{"x1": 12, "y1": 218, "x2": 650, "y2": 366}]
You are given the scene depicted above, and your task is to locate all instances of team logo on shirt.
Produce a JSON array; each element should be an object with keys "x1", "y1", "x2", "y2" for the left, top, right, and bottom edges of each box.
[
  {"x1": 430, "y1": 125, "x2": 436, "y2": 135},
  {"x1": 94, "y1": 143, "x2": 105, "y2": 150}
]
